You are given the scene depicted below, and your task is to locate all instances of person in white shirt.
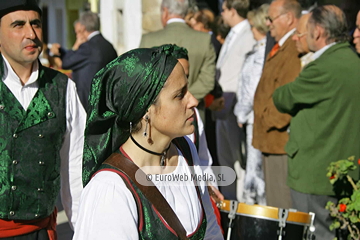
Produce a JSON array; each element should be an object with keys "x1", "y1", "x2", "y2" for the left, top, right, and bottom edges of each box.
[
  {"x1": 215, "y1": 0, "x2": 255, "y2": 202},
  {"x1": 0, "y1": 0, "x2": 85, "y2": 238}
]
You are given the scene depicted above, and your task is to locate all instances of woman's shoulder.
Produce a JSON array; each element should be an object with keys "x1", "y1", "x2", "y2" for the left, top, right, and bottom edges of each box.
[{"x1": 84, "y1": 170, "x2": 134, "y2": 199}]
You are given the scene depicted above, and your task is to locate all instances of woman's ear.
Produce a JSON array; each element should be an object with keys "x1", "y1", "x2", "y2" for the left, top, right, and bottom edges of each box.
[{"x1": 143, "y1": 107, "x2": 153, "y2": 120}]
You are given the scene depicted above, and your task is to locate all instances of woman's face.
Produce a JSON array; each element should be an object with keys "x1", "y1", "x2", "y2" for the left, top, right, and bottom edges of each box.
[{"x1": 148, "y1": 63, "x2": 198, "y2": 140}]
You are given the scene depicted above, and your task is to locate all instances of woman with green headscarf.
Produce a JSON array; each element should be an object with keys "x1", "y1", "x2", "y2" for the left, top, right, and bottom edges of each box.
[{"x1": 73, "y1": 45, "x2": 223, "y2": 240}]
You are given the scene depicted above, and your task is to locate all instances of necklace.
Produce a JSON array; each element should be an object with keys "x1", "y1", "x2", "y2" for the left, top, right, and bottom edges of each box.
[{"x1": 130, "y1": 135, "x2": 171, "y2": 167}]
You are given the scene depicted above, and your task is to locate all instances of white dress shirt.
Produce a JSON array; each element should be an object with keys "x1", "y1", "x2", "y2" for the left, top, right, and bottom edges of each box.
[
  {"x1": 2, "y1": 56, "x2": 86, "y2": 229},
  {"x1": 312, "y1": 42, "x2": 337, "y2": 60},
  {"x1": 216, "y1": 19, "x2": 250, "y2": 68}
]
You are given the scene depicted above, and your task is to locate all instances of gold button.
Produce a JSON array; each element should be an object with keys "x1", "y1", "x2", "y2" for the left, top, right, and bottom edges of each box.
[
  {"x1": 35, "y1": 214, "x2": 40, "y2": 217},
  {"x1": 38, "y1": 134, "x2": 44, "y2": 138},
  {"x1": 13, "y1": 134, "x2": 18, "y2": 138},
  {"x1": 0, "y1": 105, "x2": 4, "y2": 110},
  {"x1": 9, "y1": 211, "x2": 15, "y2": 216},
  {"x1": 37, "y1": 188, "x2": 43, "y2": 192},
  {"x1": 38, "y1": 161, "x2": 45, "y2": 165},
  {"x1": 12, "y1": 160, "x2": 18, "y2": 165},
  {"x1": 11, "y1": 186, "x2": 17, "y2": 191},
  {"x1": 47, "y1": 112, "x2": 54, "y2": 117}
]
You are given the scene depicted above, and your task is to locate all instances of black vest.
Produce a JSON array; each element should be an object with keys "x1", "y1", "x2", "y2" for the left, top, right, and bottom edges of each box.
[{"x1": 0, "y1": 58, "x2": 68, "y2": 220}]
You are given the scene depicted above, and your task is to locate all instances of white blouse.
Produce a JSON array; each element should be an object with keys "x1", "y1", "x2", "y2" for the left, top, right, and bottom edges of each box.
[
  {"x1": 73, "y1": 137, "x2": 223, "y2": 240},
  {"x1": 234, "y1": 38, "x2": 266, "y2": 125}
]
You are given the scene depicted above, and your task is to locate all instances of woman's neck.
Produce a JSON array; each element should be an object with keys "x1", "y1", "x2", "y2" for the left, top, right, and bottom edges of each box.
[{"x1": 121, "y1": 133, "x2": 178, "y2": 170}]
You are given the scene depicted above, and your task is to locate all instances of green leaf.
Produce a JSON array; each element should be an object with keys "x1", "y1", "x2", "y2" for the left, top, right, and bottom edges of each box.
[{"x1": 350, "y1": 215, "x2": 358, "y2": 223}]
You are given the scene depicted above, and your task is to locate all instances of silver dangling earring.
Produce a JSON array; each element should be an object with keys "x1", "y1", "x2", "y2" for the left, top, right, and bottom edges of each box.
[
  {"x1": 143, "y1": 115, "x2": 149, "y2": 137},
  {"x1": 129, "y1": 122, "x2": 133, "y2": 133}
]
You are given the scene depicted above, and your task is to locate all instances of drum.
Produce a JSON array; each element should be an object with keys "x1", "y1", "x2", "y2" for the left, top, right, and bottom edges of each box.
[{"x1": 219, "y1": 200, "x2": 315, "y2": 240}]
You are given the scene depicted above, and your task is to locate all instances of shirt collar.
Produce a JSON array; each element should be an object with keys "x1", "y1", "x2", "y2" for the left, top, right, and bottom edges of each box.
[
  {"x1": 2, "y1": 55, "x2": 39, "y2": 86},
  {"x1": 231, "y1": 19, "x2": 249, "y2": 35},
  {"x1": 312, "y1": 42, "x2": 337, "y2": 60},
  {"x1": 88, "y1": 31, "x2": 100, "y2": 40},
  {"x1": 279, "y1": 28, "x2": 296, "y2": 47},
  {"x1": 300, "y1": 52, "x2": 314, "y2": 68},
  {"x1": 167, "y1": 18, "x2": 186, "y2": 25}
]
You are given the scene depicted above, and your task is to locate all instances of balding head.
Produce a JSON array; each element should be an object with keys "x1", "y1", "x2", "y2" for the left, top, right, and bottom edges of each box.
[
  {"x1": 266, "y1": 0, "x2": 301, "y2": 41},
  {"x1": 292, "y1": 13, "x2": 311, "y2": 54},
  {"x1": 306, "y1": 5, "x2": 348, "y2": 52}
]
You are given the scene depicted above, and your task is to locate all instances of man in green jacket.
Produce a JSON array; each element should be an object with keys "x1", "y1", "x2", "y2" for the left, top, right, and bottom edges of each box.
[{"x1": 273, "y1": 5, "x2": 360, "y2": 240}]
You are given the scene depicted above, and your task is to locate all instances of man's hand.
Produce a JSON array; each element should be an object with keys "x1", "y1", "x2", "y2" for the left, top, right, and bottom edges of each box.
[
  {"x1": 208, "y1": 185, "x2": 224, "y2": 203},
  {"x1": 72, "y1": 36, "x2": 87, "y2": 51},
  {"x1": 49, "y1": 43, "x2": 61, "y2": 56},
  {"x1": 208, "y1": 97, "x2": 225, "y2": 111}
]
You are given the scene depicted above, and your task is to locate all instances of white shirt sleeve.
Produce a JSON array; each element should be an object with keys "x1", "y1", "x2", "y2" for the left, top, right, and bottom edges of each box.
[
  {"x1": 73, "y1": 171, "x2": 139, "y2": 240},
  {"x1": 59, "y1": 78, "x2": 86, "y2": 229}
]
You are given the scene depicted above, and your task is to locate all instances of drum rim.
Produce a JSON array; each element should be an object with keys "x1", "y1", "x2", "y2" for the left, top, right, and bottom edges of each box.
[
  {"x1": 219, "y1": 200, "x2": 312, "y2": 225},
  {"x1": 220, "y1": 209, "x2": 309, "y2": 226}
]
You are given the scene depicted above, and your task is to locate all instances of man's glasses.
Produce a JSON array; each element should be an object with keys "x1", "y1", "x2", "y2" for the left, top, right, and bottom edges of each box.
[{"x1": 265, "y1": 13, "x2": 286, "y2": 23}]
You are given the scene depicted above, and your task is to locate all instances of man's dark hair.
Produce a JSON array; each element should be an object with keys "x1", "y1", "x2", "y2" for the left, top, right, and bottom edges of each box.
[{"x1": 225, "y1": 0, "x2": 250, "y2": 18}]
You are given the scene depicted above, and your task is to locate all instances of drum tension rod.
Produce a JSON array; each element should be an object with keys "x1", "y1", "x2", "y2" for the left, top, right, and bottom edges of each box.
[
  {"x1": 226, "y1": 200, "x2": 238, "y2": 240},
  {"x1": 306, "y1": 212, "x2": 316, "y2": 240},
  {"x1": 277, "y1": 208, "x2": 289, "y2": 240}
]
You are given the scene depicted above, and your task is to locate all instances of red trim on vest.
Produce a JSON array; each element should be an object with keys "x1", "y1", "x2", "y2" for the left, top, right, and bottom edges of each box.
[{"x1": 152, "y1": 206, "x2": 178, "y2": 237}]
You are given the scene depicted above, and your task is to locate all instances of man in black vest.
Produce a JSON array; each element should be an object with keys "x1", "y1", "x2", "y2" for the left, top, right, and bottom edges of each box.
[{"x1": 0, "y1": 0, "x2": 86, "y2": 239}]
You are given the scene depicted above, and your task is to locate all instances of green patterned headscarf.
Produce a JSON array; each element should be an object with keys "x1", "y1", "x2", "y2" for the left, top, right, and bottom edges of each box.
[{"x1": 82, "y1": 45, "x2": 179, "y2": 186}]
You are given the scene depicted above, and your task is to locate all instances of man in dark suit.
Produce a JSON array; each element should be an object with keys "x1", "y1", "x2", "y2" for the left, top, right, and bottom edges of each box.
[
  {"x1": 273, "y1": 6, "x2": 360, "y2": 239},
  {"x1": 50, "y1": 12, "x2": 117, "y2": 111}
]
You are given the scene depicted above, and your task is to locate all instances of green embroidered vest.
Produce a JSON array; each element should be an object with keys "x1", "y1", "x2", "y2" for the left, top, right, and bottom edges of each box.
[
  {"x1": 95, "y1": 138, "x2": 207, "y2": 239},
  {"x1": 0, "y1": 58, "x2": 68, "y2": 220}
]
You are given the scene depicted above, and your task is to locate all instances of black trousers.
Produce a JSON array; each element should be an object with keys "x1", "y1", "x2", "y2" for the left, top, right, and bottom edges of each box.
[{"x1": 1, "y1": 229, "x2": 49, "y2": 240}]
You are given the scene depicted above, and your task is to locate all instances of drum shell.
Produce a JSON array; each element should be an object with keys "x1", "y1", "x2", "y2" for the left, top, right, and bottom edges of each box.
[{"x1": 220, "y1": 201, "x2": 311, "y2": 240}]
